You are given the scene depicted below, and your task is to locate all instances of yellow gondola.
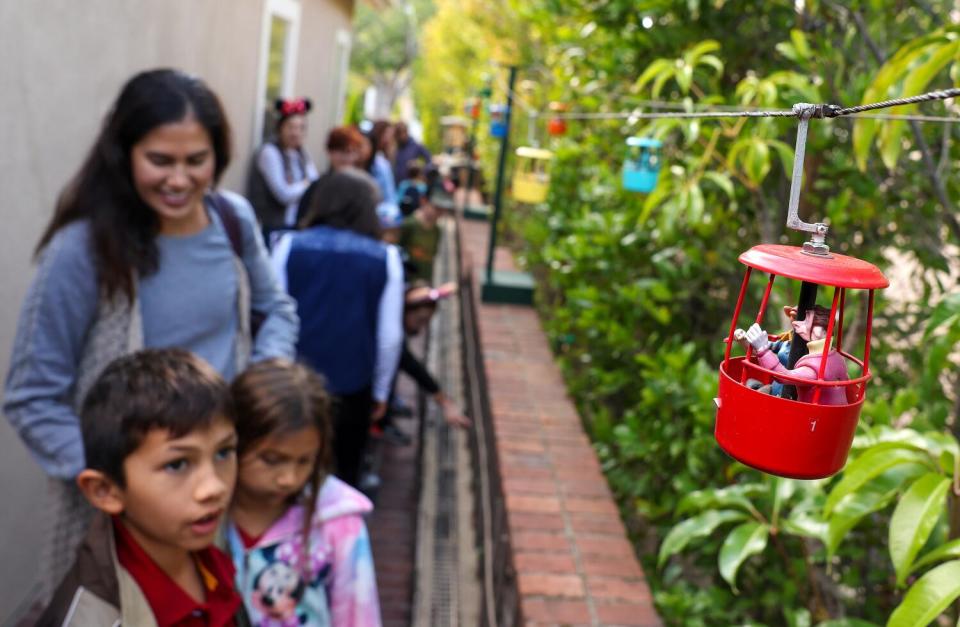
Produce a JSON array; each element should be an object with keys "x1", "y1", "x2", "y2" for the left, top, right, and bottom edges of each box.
[{"x1": 512, "y1": 146, "x2": 553, "y2": 204}]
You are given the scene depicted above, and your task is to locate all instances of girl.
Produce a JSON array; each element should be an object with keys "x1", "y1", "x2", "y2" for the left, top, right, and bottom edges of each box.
[
  {"x1": 3, "y1": 68, "x2": 299, "y2": 601},
  {"x1": 248, "y1": 98, "x2": 320, "y2": 239},
  {"x1": 229, "y1": 359, "x2": 381, "y2": 627}
]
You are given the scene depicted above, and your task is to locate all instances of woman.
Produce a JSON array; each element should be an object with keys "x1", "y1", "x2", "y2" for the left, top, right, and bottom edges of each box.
[
  {"x1": 3, "y1": 68, "x2": 299, "y2": 601},
  {"x1": 365, "y1": 120, "x2": 401, "y2": 224},
  {"x1": 294, "y1": 126, "x2": 367, "y2": 226},
  {"x1": 326, "y1": 125, "x2": 366, "y2": 172},
  {"x1": 248, "y1": 98, "x2": 320, "y2": 239},
  {"x1": 272, "y1": 170, "x2": 403, "y2": 487}
]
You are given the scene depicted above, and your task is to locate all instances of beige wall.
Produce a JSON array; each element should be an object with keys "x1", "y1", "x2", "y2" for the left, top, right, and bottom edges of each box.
[
  {"x1": 297, "y1": 0, "x2": 356, "y2": 168},
  {"x1": 0, "y1": 0, "x2": 352, "y2": 620}
]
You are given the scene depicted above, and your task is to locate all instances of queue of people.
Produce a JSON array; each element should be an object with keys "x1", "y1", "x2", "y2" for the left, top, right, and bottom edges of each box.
[{"x1": 3, "y1": 68, "x2": 462, "y2": 626}]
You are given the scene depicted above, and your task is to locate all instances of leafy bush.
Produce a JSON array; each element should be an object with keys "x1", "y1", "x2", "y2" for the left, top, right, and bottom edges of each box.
[{"x1": 414, "y1": 1, "x2": 960, "y2": 624}]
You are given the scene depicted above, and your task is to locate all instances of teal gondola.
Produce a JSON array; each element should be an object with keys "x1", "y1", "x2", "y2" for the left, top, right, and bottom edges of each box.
[{"x1": 623, "y1": 137, "x2": 663, "y2": 193}]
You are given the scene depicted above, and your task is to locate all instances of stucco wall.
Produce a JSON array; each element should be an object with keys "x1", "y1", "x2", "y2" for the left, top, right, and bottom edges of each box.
[
  {"x1": 296, "y1": 0, "x2": 355, "y2": 169},
  {"x1": 0, "y1": 0, "x2": 352, "y2": 619}
]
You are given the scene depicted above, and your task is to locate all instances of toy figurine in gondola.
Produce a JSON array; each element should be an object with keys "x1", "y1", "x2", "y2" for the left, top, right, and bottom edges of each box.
[
  {"x1": 714, "y1": 106, "x2": 889, "y2": 480},
  {"x1": 735, "y1": 305, "x2": 849, "y2": 405}
]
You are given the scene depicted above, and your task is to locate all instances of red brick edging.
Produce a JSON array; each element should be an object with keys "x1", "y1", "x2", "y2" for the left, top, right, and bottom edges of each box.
[{"x1": 462, "y1": 221, "x2": 662, "y2": 627}]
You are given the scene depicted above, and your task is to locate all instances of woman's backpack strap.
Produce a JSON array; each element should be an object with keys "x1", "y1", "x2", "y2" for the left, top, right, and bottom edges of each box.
[
  {"x1": 207, "y1": 192, "x2": 266, "y2": 340},
  {"x1": 208, "y1": 192, "x2": 244, "y2": 258}
]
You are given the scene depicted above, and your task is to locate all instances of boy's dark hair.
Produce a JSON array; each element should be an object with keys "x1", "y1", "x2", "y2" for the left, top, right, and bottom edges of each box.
[
  {"x1": 406, "y1": 162, "x2": 423, "y2": 180},
  {"x1": 80, "y1": 348, "x2": 235, "y2": 486}
]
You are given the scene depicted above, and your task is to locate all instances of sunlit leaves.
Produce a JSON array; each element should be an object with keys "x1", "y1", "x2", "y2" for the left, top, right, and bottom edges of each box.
[
  {"x1": 887, "y1": 561, "x2": 960, "y2": 627},
  {"x1": 719, "y1": 521, "x2": 770, "y2": 590},
  {"x1": 852, "y1": 28, "x2": 960, "y2": 170},
  {"x1": 888, "y1": 473, "x2": 950, "y2": 587},
  {"x1": 635, "y1": 39, "x2": 723, "y2": 97},
  {"x1": 658, "y1": 509, "x2": 749, "y2": 568}
]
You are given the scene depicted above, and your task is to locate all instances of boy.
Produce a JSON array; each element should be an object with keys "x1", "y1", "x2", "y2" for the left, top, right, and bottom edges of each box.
[
  {"x1": 397, "y1": 282, "x2": 470, "y2": 429},
  {"x1": 397, "y1": 161, "x2": 428, "y2": 217},
  {"x1": 398, "y1": 187, "x2": 441, "y2": 283},
  {"x1": 372, "y1": 282, "x2": 469, "y2": 445},
  {"x1": 39, "y1": 348, "x2": 245, "y2": 626}
]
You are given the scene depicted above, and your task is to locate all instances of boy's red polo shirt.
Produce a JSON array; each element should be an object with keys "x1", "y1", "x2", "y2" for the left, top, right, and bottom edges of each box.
[{"x1": 113, "y1": 518, "x2": 241, "y2": 626}]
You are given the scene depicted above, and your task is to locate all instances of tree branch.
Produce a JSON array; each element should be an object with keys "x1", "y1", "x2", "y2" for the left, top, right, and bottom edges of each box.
[
  {"x1": 938, "y1": 120, "x2": 952, "y2": 178},
  {"x1": 842, "y1": 5, "x2": 960, "y2": 242}
]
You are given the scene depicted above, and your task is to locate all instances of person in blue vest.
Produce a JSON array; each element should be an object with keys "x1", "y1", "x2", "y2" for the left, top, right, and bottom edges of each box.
[{"x1": 271, "y1": 169, "x2": 404, "y2": 487}]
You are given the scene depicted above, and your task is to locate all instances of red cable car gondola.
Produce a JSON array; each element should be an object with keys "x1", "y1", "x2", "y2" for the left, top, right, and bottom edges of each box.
[
  {"x1": 714, "y1": 106, "x2": 890, "y2": 479},
  {"x1": 547, "y1": 101, "x2": 568, "y2": 136},
  {"x1": 715, "y1": 245, "x2": 888, "y2": 479}
]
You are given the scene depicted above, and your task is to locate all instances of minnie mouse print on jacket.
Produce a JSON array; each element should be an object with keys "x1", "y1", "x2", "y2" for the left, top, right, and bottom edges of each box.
[{"x1": 226, "y1": 476, "x2": 381, "y2": 627}]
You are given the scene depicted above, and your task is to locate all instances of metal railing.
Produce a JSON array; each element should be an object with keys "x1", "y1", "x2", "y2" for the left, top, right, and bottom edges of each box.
[{"x1": 455, "y1": 212, "x2": 521, "y2": 627}]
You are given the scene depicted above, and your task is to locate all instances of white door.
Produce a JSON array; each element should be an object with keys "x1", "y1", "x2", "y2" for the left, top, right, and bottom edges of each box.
[{"x1": 253, "y1": 0, "x2": 301, "y2": 143}]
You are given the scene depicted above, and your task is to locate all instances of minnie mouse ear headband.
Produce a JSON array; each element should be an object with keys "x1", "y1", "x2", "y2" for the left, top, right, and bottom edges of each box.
[
  {"x1": 275, "y1": 98, "x2": 312, "y2": 120},
  {"x1": 405, "y1": 282, "x2": 458, "y2": 308}
]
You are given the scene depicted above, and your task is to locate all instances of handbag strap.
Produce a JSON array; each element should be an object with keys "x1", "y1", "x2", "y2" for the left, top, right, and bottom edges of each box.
[{"x1": 208, "y1": 192, "x2": 244, "y2": 258}]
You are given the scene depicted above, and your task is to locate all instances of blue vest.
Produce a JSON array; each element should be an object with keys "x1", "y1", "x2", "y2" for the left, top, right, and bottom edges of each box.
[{"x1": 286, "y1": 226, "x2": 388, "y2": 395}]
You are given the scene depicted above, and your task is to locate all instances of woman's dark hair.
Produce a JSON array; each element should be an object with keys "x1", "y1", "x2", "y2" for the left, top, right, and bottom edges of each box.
[
  {"x1": 36, "y1": 69, "x2": 232, "y2": 301},
  {"x1": 231, "y1": 359, "x2": 332, "y2": 562},
  {"x1": 298, "y1": 169, "x2": 383, "y2": 240}
]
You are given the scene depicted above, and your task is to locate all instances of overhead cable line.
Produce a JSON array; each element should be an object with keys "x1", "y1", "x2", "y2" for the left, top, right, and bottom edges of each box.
[{"x1": 494, "y1": 77, "x2": 960, "y2": 123}]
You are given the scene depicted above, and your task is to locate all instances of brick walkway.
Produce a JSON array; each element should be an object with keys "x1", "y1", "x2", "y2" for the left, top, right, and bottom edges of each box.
[
  {"x1": 367, "y1": 216, "x2": 661, "y2": 626},
  {"x1": 461, "y1": 219, "x2": 662, "y2": 627},
  {"x1": 368, "y1": 364, "x2": 421, "y2": 627}
]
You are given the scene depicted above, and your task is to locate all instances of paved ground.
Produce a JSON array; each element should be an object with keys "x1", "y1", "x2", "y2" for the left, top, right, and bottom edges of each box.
[
  {"x1": 367, "y1": 361, "x2": 421, "y2": 627},
  {"x1": 460, "y1": 216, "x2": 662, "y2": 627},
  {"x1": 368, "y1": 215, "x2": 480, "y2": 627}
]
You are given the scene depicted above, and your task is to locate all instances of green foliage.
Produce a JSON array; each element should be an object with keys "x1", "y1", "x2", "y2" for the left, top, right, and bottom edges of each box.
[
  {"x1": 821, "y1": 426, "x2": 960, "y2": 624},
  {"x1": 718, "y1": 521, "x2": 769, "y2": 590},
  {"x1": 888, "y1": 473, "x2": 951, "y2": 587},
  {"x1": 853, "y1": 28, "x2": 960, "y2": 170},
  {"x1": 351, "y1": 0, "x2": 434, "y2": 81},
  {"x1": 350, "y1": 0, "x2": 435, "y2": 118},
  {"x1": 887, "y1": 561, "x2": 960, "y2": 627},
  {"x1": 411, "y1": 0, "x2": 960, "y2": 624},
  {"x1": 658, "y1": 509, "x2": 749, "y2": 569},
  {"x1": 635, "y1": 40, "x2": 724, "y2": 97}
]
